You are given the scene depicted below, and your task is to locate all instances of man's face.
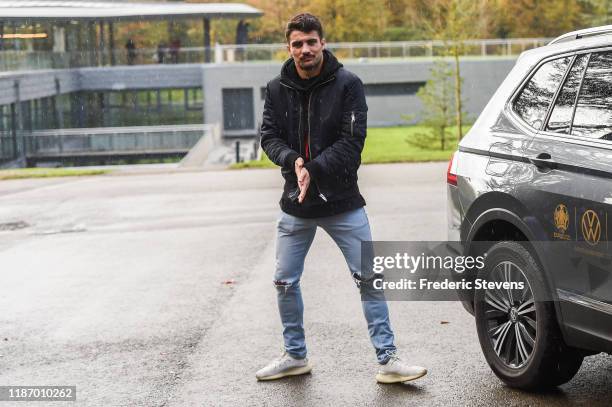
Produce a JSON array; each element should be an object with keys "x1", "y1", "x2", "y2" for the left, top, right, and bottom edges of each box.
[{"x1": 287, "y1": 30, "x2": 325, "y2": 72}]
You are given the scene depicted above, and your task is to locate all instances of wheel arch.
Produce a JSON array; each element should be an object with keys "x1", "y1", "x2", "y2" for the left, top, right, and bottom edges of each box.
[{"x1": 460, "y1": 192, "x2": 562, "y2": 323}]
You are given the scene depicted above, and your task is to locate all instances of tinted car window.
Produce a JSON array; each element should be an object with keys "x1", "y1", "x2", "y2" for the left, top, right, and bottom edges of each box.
[
  {"x1": 546, "y1": 54, "x2": 589, "y2": 134},
  {"x1": 513, "y1": 57, "x2": 571, "y2": 130},
  {"x1": 572, "y1": 51, "x2": 612, "y2": 139}
]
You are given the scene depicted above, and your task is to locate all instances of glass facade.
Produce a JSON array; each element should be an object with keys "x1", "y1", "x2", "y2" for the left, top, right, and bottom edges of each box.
[
  {"x1": 0, "y1": 87, "x2": 203, "y2": 164},
  {"x1": 0, "y1": 104, "x2": 16, "y2": 163},
  {"x1": 97, "y1": 88, "x2": 203, "y2": 127},
  {"x1": 1, "y1": 87, "x2": 202, "y2": 131}
]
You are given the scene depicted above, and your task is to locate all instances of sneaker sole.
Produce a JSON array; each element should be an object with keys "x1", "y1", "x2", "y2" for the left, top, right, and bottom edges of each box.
[
  {"x1": 376, "y1": 369, "x2": 427, "y2": 384},
  {"x1": 256, "y1": 364, "x2": 312, "y2": 381}
]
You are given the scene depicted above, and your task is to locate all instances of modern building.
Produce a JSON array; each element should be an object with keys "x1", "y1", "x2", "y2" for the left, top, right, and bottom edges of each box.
[
  {"x1": 0, "y1": 0, "x2": 264, "y2": 166},
  {"x1": 0, "y1": 1, "x2": 547, "y2": 168}
]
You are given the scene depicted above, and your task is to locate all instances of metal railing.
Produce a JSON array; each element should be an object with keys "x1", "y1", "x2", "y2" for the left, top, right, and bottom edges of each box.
[
  {"x1": 215, "y1": 38, "x2": 551, "y2": 62},
  {"x1": 23, "y1": 124, "x2": 212, "y2": 157},
  {"x1": 0, "y1": 38, "x2": 551, "y2": 72}
]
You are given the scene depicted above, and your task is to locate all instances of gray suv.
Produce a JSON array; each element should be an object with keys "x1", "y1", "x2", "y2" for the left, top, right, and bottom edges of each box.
[{"x1": 447, "y1": 25, "x2": 612, "y2": 389}]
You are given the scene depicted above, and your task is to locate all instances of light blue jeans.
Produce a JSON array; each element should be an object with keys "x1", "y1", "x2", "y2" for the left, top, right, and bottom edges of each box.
[{"x1": 274, "y1": 207, "x2": 396, "y2": 364}]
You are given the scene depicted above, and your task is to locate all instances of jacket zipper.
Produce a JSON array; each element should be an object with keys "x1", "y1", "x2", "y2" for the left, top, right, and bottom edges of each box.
[
  {"x1": 351, "y1": 111, "x2": 355, "y2": 138},
  {"x1": 281, "y1": 76, "x2": 335, "y2": 203},
  {"x1": 280, "y1": 81, "x2": 303, "y2": 156},
  {"x1": 307, "y1": 76, "x2": 335, "y2": 203}
]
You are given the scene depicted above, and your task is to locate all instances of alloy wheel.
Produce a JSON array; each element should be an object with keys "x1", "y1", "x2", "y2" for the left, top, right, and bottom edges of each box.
[{"x1": 483, "y1": 261, "x2": 537, "y2": 368}]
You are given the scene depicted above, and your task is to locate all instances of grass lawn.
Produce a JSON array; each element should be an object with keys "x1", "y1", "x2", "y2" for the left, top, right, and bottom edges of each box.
[
  {"x1": 232, "y1": 125, "x2": 469, "y2": 169},
  {"x1": 0, "y1": 168, "x2": 111, "y2": 181},
  {"x1": 0, "y1": 126, "x2": 469, "y2": 177}
]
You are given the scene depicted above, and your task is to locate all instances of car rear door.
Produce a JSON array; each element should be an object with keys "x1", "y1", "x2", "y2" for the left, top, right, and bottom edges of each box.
[{"x1": 524, "y1": 48, "x2": 612, "y2": 350}]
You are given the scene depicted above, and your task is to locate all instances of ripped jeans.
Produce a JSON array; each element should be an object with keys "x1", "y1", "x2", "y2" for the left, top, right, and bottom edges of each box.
[{"x1": 274, "y1": 207, "x2": 396, "y2": 364}]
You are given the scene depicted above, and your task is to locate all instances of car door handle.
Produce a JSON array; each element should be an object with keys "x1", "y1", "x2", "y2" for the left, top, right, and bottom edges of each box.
[{"x1": 529, "y1": 153, "x2": 557, "y2": 170}]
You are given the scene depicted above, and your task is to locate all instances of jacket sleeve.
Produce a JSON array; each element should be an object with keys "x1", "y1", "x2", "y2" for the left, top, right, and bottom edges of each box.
[
  {"x1": 260, "y1": 83, "x2": 301, "y2": 168},
  {"x1": 304, "y1": 77, "x2": 367, "y2": 181}
]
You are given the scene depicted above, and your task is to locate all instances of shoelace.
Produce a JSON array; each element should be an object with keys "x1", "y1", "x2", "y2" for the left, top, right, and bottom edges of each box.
[
  {"x1": 385, "y1": 349, "x2": 400, "y2": 363},
  {"x1": 272, "y1": 350, "x2": 290, "y2": 368}
]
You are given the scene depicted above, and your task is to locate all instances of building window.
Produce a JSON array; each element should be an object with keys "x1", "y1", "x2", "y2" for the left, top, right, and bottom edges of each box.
[
  {"x1": 223, "y1": 88, "x2": 254, "y2": 130},
  {"x1": 364, "y1": 82, "x2": 425, "y2": 96},
  {"x1": 0, "y1": 104, "x2": 16, "y2": 162}
]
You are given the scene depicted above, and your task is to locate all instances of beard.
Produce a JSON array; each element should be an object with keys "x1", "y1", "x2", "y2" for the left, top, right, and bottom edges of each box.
[{"x1": 298, "y1": 53, "x2": 323, "y2": 71}]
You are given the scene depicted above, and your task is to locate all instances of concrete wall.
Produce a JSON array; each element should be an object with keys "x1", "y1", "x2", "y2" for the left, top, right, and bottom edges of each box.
[
  {"x1": 202, "y1": 57, "x2": 516, "y2": 133},
  {"x1": 0, "y1": 57, "x2": 517, "y2": 133},
  {"x1": 202, "y1": 63, "x2": 277, "y2": 136},
  {"x1": 0, "y1": 69, "x2": 79, "y2": 105},
  {"x1": 349, "y1": 58, "x2": 516, "y2": 126},
  {"x1": 78, "y1": 64, "x2": 203, "y2": 91},
  {"x1": 0, "y1": 64, "x2": 203, "y2": 104}
]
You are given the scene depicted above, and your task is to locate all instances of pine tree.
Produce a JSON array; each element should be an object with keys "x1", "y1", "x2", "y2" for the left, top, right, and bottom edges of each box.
[
  {"x1": 405, "y1": 60, "x2": 458, "y2": 151},
  {"x1": 419, "y1": 0, "x2": 486, "y2": 141}
]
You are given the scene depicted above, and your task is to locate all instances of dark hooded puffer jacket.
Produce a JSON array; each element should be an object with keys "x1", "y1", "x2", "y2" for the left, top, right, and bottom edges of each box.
[{"x1": 260, "y1": 50, "x2": 368, "y2": 218}]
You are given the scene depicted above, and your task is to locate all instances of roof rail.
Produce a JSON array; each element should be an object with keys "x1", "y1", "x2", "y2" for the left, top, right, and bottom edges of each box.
[{"x1": 549, "y1": 25, "x2": 612, "y2": 45}]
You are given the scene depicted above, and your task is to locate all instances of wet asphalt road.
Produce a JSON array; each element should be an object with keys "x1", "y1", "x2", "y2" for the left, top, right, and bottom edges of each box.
[{"x1": 0, "y1": 162, "x2": 609, "y2": 406}]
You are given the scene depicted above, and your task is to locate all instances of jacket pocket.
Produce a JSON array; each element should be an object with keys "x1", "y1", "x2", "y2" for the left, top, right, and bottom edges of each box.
[
  {"x1": 341, "y1": 110, "x2": 366, "y2": 140},
  {"x1": 281, "y1": 166, "x2": 297, "y2": 183}
]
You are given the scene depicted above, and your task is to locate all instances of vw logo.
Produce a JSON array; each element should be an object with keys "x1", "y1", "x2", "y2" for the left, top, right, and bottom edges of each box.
[{"x1": 581, "y1": 210, "x2": 601, "y2": 246}]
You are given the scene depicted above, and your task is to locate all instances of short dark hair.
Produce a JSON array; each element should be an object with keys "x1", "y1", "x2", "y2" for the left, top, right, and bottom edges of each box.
[{"x1": 285, "y1": 13, "x2": 323, "y2": 42}]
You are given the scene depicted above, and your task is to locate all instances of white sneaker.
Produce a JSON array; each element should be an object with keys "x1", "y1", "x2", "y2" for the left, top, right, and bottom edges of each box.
[
  {"x1": 255, "y1": 351, "x2": 312, "y2": 381},
  {"x1": 376, "y1": 351, "x2": 427, "y2": 383}
]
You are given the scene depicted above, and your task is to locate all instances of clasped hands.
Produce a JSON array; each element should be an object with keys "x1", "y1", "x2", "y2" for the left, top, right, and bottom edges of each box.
[{"x1": 294, "y1": 157, "x2": 310, "y2": 204}]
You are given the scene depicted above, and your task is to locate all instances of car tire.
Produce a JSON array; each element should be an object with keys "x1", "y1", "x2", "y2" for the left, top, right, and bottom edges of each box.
[{"x1": 474, "y1": 241, "x2": 583, "y2": 389}]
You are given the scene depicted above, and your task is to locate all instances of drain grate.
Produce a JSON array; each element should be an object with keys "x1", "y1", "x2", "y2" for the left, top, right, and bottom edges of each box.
[{"x1": 0, "y1": 221, "x2": 30, "y2": 231}]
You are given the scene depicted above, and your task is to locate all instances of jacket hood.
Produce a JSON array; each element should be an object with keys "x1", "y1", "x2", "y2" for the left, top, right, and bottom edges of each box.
[{"x1": 280, "y1": 49, "x2": 343, "y2": 91}]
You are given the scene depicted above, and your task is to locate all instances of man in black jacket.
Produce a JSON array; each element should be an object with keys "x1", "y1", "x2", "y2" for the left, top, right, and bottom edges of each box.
[{"x1": 255, "y1": 13, "x2": 426, "y2": 384}]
